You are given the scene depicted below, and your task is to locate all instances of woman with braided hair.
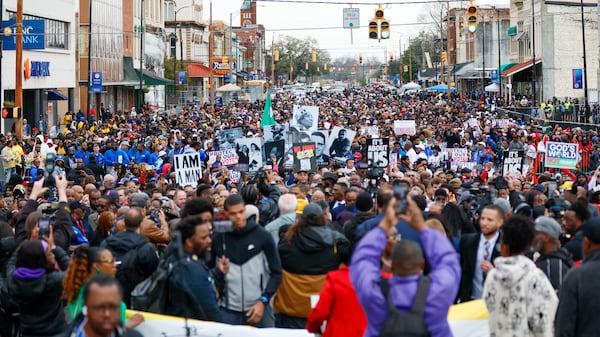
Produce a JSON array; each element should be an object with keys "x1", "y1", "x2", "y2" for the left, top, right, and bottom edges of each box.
[{"x1": 62, "y1": 246, "x2": 121, "y2": 321}]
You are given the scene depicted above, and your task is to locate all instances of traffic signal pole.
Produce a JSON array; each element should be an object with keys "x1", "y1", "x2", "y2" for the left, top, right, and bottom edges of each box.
[{"x1": 15, "y1": 0, "x2": 22, "y2": 139}]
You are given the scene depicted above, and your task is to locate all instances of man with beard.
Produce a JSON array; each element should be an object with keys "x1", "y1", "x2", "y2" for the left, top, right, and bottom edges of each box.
[
  {"x1": 532, "y1": 216, "x2": 573, "y2": 292},
  {"x1": 164, "y1": 214, "x2": 230, "y2": 322}
]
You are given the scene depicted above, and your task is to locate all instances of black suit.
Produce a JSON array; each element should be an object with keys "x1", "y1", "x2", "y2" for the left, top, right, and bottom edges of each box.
[{"x1": 457, "y1": 232, "x2": 501, "y2": 303}]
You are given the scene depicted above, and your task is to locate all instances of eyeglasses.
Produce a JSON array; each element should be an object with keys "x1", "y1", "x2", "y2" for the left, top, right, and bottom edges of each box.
[{"x1": 99, "y1": 259, "x2": 116, "y2": 265}]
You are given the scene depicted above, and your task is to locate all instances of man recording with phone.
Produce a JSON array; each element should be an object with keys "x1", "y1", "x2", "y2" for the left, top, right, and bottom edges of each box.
[
  {"x1": 350, "y1": 194, "x2": 460, "y2": 337},
  {"x1": 14, "y1": 175, "x2": 73, "y2": 251}
]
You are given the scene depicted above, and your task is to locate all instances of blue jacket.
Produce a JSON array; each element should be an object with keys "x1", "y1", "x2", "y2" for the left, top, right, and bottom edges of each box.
[
  {"x1": 350, "y1": 227, "x2": 461, "y2": 337},
  {"x1": 74, "y1": 150, "x2": 91, "y2": 164},
  {"x1": 166, "y1": 251, "x2": 222, "y2": 322},
  {"x1": 104, "y1": 149, "x2": 130, "y2": 166},
  {"x1": 131, "y1": 149, "x2": 152, "y2": 164}
]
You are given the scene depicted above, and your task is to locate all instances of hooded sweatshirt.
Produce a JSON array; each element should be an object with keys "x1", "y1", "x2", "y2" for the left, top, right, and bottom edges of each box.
[
  {"x1": 534, "y1": 248, "x2": 573, "y2": 292},
  {"x1": 275, "y1": 226, "x2": 350, "y2": 318},
  {"x1": 483, "y1": 255, "x2": 558, "y2": 337},
  {"x1": 7, "y1": 247, "x2": 70, "y2": 337}
]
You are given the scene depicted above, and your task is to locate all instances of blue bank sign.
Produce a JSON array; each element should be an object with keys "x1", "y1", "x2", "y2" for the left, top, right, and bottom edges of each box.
[{"x1": 2, "y1": 20, "x2": 45, "y2": 50}]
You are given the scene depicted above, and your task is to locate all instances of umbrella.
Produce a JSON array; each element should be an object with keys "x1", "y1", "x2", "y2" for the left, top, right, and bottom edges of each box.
[
  {"x1": 484, "y1": 83, "x2": 500, "y2": 92},
  {"x1": 401, "y1": 82, "x2": 422, "y2": 90},
  {"x1": 426, "y1": 84, "x2": 457, "y2": 92},
  {"x1": 216, "y1": 84, "x2": 242, "y2": 92}
]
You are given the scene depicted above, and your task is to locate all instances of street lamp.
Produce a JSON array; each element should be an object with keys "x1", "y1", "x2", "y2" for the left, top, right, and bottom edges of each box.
[{"x1": 166, "y1": 1, "x2": 193, "y2": 100}]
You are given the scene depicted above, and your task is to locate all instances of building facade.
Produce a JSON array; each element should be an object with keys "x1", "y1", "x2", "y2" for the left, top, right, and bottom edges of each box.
[{"x1": 2, "y1": 0, "x2": 77, "y2": 133}]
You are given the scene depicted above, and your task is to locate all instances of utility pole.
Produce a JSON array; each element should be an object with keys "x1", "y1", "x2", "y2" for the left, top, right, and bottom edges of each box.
[
  {"x1": 15, "y1": 0, "x2": 22, "y2": 139},
  {"x1": 409, "y1": 37, "x2": 412, "y2": 82},
  {"x1": 446, "y1": 2, "x2": 451, "y2": 97},
  {"x1": 482, "y1": 11, "x2": 486, "y2": 97},
  {"x1": 270, "y1": 37, "x2": 275, "y2": 88},
  {"x1": 497, "y1": 7, "x2": 501, "y2": 100},
  {"x1": 531, "y1": 0, "x2": 537, "y2": 107},
  {"x1": 139, "y1": 0, "x2": 144, "y2": 109},
  {"x1": 208, "y1": 0, "x2": 214, "y2": 110},
  {"x1": 580, "y1": 0, "x2": 589, "y2": 122},
  {"x1": 439, "y1": 6, "x2": 444, "y2": 85},
  {"x1": 87, "y1": 0, "x2": 93, "y2": 119}
]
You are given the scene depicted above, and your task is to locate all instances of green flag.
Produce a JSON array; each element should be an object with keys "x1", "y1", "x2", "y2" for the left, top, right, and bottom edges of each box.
[{"x1": 260, "y1": 91, "x2": 275, "y2": 128}]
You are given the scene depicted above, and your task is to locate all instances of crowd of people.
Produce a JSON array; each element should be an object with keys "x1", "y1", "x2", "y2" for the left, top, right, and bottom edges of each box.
[{"x1": 0, "y1": 84, "x2": 599, "y2": 337}]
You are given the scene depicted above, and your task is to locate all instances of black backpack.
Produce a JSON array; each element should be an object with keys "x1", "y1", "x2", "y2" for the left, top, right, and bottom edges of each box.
[
  {"x1": 378, "y1": 276, "x2": 431, "y2": 337},
  {"x1": 114, "y1": 241, "x2": 148, "y2": 307},
  {"x1": 130, "y1": 232, "x2": 205, "y2": 318}
]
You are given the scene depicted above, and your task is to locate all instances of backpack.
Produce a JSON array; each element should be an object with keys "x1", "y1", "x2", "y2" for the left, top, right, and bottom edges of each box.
[
  {"x1": 130, "y1": 248, "x2": 174, "y2": 314},
  {"x1": 378, "y1": 276, "x2": 431, "y2": 337},
  {"x1": 114, "y1": 241, "x2": 148, "y2": 306}
]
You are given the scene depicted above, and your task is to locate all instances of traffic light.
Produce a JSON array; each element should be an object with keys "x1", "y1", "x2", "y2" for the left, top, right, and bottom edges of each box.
[
  {"x1": 359, "y1": 53, "x2": 363, "y2": 64},
  {"x1": 466, "y1": 2, "x2": 478, "y2": 33},
  {"x1": 369, "y1": 20, "x2": 378, "y2": 39},
  {"x1": 274, "y1": 49, "x2": 279, "y2": 62},
  {"x1": 305, "y1": 62, "x2": 309, "y2": 70},
  {"x1": 380, "y1": 19, "x2": 390, "y2": 39},
  {"x1": 311, "y1": 50, "x2": 317, "y2": 62},
  {"x1": 389, "y1": 53, "x2": 394, "y2": 62},
  {"x1": 375, "y1": 6, "x2": 384, "y2": 19},
  {"x1": 1, "y1": 106, "x2": 21, "y2": 119},
  {"x1": 441, "y1": 51, "x2": 447, "y2": 63},
  {"x1": 403, "y1": 65, "x2": 408, "y2": 72}
]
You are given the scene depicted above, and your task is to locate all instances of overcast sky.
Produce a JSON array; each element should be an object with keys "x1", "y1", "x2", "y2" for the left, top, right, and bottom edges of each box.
[{"x1": 207, "y1": 0, "x2": 509, "y2": 62}]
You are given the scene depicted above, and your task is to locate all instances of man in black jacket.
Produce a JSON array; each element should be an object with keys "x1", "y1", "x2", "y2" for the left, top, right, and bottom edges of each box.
[
  {"x1": 532, "y1": 216, "x2": 573, "y2": 292},
  {"x1": 101, "y1": 207, "x2": 159, "y2": 306},
  {"x1": 555, "y1": 216, "x2": 600, "y2": 336}
]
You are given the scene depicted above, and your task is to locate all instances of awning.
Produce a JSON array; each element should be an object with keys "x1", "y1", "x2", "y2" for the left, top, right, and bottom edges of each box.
[
  {"x1": 134, "y1": 69, "x2": 169, "y2": 86},
  {"x1": 507, "y1": 26, "x2": 517, "y2": 36},
  {"x1": 513, "y1": 31, "x2": 529, "y2": 41},
  {"x1": 47, "y1": 89, "x2": 67, "y2": 101},
  {"x1": 188, "y1": 64, "x2": 211, "y2": 77},
  {"x1": 499, "y1": 63, "x2": 516, "y2": 73},
  {"x1": 123, "y1": 57, "x2": 140, "y2": 83},
  {"x1": 501, "y1": 58, "x2": 542, "y2": 77}
]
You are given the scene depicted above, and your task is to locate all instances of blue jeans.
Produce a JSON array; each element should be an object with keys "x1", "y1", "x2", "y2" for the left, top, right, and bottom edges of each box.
[
  {"x1": 4, "y1": 168, "x2": 15, "y2": 184},
  {"x1": 219, "y1": 304, "x2": 274, "y2": 328}
]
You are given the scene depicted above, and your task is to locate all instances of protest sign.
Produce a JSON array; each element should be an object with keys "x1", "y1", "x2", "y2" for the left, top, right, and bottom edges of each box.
[
  {"x1": 393, "y1": 120, "x2": 416, "y2": 136},
  {"x1": 360, "y1": 126, "x2": 379, "y2": 137},
  {"x1": 264, "y1": 139, "x2": 285, "y2": 168},
  {"x1": 235, "y1": 138, "x2": 262, "y2": 171},
  {"x1": 503, "y1": 151, "x2": 524, "y2": 174},
  {"x1": 229, "y1": 170, "x2": 241, "y2": 184},
  {"x1": 291, "y1": 105, "x2": 319, "y2": 133},
  {"x1": 326, "y1": 126, "x2": 356, "y2": 160},
  {"x1": 173, "y1": 153, "x2": 202, "y2": 188},
  {"x1": 545, "y1": 142, "x2": 578, "y2": 169},
  {"x1": 366, "y1": 138, "x2": 389, "y2": 168},
  {"x1": 494, "y1": 119, "x2": 514, "y2": 129},
  {"x1": 293, "y1": 142, "x2": 317, "y2": 173},
  {"x1": 389, "y1": 152, "x2": 398, "y2": 169},
  {"x1": 217, "y1": 128, "x2": 243, "y2": 150},
  {"x1": 208, "y1": 149, "x2": 238, "y2": 167},
  {"x1": 444, "y1": 148, "x2": 469, "y2": 162}
]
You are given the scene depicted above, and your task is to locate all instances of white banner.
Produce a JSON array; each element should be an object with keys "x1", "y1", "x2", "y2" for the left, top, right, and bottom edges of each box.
[
  {"x1": 173, "y1": 153, "x2": 202, "y2": 188},
  {"x1": 394, "y1": 120, "x2": 416, "y2": 136}
]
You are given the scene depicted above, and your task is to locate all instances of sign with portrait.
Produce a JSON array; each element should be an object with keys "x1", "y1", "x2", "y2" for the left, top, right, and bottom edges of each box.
[{"x1": 293, "y1": 142, "x2": 317, "y2": 173}]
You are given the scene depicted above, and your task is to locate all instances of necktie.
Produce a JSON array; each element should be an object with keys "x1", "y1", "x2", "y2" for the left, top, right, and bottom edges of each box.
[{"x1": 483, "y1": 240, "x2": 490, "y2": 261}]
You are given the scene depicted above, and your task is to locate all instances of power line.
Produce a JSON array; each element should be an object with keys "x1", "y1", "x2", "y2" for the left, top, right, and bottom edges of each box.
[{"x1": 255, "y1": 0, "x2": 465, "y2": 5}]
